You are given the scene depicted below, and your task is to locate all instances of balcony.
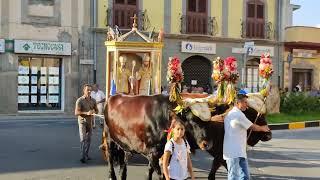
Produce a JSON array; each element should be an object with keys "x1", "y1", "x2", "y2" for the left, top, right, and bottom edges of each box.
[
  {"x1": 113, "y1": 6, "x2": 136, "y2": 29},
  {"x1": 105, "y1": 8, "x2": 150, "y2": 31},
  {"x1": 285, "y1": 26, "x2": 320, "y2": 44},
  {"x1": 241, "y1": 19, "x2": 274, "y2": 40},
  {"x1": 180, "y1": 15, "x2": 218, "y2": 36}
]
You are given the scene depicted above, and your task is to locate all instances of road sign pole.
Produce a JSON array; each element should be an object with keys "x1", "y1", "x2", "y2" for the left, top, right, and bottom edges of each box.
[{"x1": 242, "y1": 42, "x2": 255, "y2": 90}]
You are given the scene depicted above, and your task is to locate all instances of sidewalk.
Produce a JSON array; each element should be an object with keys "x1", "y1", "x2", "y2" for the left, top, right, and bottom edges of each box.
[{"x1": 0, "y1": 114, "x2": 75, "y2": 121}]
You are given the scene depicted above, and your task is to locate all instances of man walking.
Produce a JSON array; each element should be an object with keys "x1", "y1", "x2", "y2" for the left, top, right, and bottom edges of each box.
[
  {"x1": 75, "y1": 84, "x2": 98, "y2": 163},
  {"x1": 223, "y1": 94, "x2": 270, "y2": 180},
  {"x1": 91, "y1": 84, "x2": 106, "y2": 128}
]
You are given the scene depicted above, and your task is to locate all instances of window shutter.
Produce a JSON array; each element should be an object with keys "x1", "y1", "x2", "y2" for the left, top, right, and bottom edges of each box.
[
  {"x1": 246, "y1": 1, "x2": 265, "y2": 38},
  {"x1": 186, "y1": 0, "x2": 207, "y2": 34},
  {"x1": 257, "y1": 4, "x2": 264, "y2": 18},
  {"x1": 113, "y1": 0, "x2": 137, "y2": 29},
  {"x1": 198, "y1": 0, "x2": 206, "y2": 13},
  {"x1": 188, "y1": 0, "x2": 196, "y2": 12},
  {"x1": 248, "y1": 4, "x2": 255, "y2": 18}
]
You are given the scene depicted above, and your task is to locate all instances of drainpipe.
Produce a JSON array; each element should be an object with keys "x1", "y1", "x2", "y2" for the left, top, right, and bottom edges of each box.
[
  {"x1": 278, "y1": 0, "x2": 282, "y2": 88},
  {"x1": 93, "y1": 0, "x2": 97, "y2": 83}
]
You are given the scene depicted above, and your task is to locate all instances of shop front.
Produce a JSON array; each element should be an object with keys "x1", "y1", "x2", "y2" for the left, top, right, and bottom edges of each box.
[
  {"x1": 180, "y1": 41, "x2": 215, "y2": 93},
  {"x1": 14, "y1": 39, "x2": 71, "y2": 112},
  {"x1": 284, "y1": 26, "x2": 320, "y2": 91},
  {"x1": 161, "y1": 36, "x2": 280, "y2": 94},
  {"x1": 232, "y1": 45, "x2": 275, "y2": 93},
  {"x1": 284, "y1": 48, "x2": 319, "y2": 91}
]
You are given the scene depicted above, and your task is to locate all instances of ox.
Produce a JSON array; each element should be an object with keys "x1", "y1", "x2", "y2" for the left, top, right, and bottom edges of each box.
[
  {"x1": 181, "y1": 105, "x2": 272, "y2": 180},
  {"x1": 101, "y1": 94, "x2": 211, "y2": 180},
  {"x1": 179, "y1": 93, "x2": 272, "y2": 179}
]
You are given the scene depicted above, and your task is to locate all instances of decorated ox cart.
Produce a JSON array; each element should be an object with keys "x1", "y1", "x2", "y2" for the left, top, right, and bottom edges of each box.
[{"x1": 105, "y1": 15, "x2": 163, "y2": 96}]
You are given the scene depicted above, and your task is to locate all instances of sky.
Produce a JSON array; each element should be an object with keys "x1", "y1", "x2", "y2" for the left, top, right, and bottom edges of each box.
[{"x1": 290, "y1": 0, "x2": 320, "y2": 27}]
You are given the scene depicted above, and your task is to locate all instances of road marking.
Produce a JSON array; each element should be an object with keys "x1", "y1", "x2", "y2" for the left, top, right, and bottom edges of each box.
[
  {"x1": 289, "y1": 122, "x2": 305, "y2": 129},
  {"x1": 35, "y1": 124, "x2": 49, "y2": 126}
]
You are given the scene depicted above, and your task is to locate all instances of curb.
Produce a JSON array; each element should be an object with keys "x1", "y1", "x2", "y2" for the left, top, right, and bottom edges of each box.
[{"x1": 270, "y1": 120, "x2": 320, "y2": 130}]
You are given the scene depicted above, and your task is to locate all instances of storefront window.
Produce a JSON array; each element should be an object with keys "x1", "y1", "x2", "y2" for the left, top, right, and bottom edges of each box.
[
  {"x1": 18, "y1": 57, "x2": 62, "y2": 110},
  {"x1": 245, "y1": 59, "x2": 263, "y2": 93},
  {"x1": 246, "y1": 67, "x2": 263, "y2": 92}
]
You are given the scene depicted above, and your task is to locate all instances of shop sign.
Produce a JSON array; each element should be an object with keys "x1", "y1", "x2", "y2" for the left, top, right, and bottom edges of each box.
[
  {"x1": 232, "y1": 46, "x2": 274, "y2": 57},
  {"x1": 14, "y1": 40, "x2": 71, "y2": 55},
  {"x1": 0, "y1": 39, "x2": 5, "y2": 53},
  {"x1": 181, "y1": 41, "x2": 216, "y2": 54},
  {"x1": 80, "y1": 59, "x2": 94, "y2": 65},
  {"x1": 293, "y1": 49, "x2": 318, "y2": 58}
]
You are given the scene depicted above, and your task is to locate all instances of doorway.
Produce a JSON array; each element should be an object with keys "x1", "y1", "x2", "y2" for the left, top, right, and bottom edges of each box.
[
  {"x1": 182, "y1": 55, "x2": 212, "y2": 93},
  {"x1": 292, "y1": 68, "x2": 312, "y2": 91}
]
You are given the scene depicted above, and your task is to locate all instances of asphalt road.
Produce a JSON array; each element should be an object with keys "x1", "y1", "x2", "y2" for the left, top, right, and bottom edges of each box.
[{"x1": 0, "y1": 118, "x2": 319, "y2": 180}]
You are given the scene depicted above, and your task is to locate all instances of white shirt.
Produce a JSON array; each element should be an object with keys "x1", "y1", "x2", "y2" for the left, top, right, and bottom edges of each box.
[
  {"x1": 91, "y1": 90, "x2": 105, "y2": 104},
  {"x1": 164, "y1": 139, "x2": 191, "y2": 180},
  {"x1": 223, "y1": 106, "x2": 253, "y2": 159},
  {"x1": 296, "y1": 85, "x2": 302, "y2": 92}
]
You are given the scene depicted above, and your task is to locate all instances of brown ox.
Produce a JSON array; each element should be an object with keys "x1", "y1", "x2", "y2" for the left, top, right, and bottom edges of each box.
[{"x1": 101, "y1": 94, "x2": 211, "y2": 180}]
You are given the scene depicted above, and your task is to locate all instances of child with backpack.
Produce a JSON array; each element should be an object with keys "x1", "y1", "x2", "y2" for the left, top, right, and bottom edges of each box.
[{"x1": 162, "y1": 118, "x2": 195, "y2": 180}]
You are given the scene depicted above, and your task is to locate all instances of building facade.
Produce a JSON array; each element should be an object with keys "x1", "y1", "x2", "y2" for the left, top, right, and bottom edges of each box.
[
  {"x1": 95, "y1": 0, "x2": 288, "y2": 94},
  {"x1": 284, "y1": 26, "x2": 320, "y2": 91},
  {"x1": 0, "y1": 0, "x2": 93, "y2": 114}
]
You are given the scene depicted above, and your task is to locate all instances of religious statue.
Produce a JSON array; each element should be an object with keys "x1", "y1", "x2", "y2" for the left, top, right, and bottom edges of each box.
[
  {"x1": 116, "y1": 56, "x2": 131, "y2": 94},
  {"x1": 158, "y1": 28, "x2": 164, "y2": 42},
  {"x1": 136, "y1": 54, "x2": 152, "y2": 95}
]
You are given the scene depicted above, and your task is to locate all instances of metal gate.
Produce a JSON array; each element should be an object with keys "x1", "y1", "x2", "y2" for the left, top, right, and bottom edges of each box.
[{"x1": 182, "y1": 55, "x2": 212, "y2": 89}]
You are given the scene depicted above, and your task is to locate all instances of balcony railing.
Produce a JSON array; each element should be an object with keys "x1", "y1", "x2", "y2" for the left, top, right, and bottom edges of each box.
[
  {"x1": 113, "y1": 6, "x2": 137, "y2": 29},
  {"x1": 105, "y1": 8, "x2": 150, "y2": 31},
  {"x1": 180, "y1": 15, "x2": 218, "y2": 36},
  {"x1": 241, "y1": 19, "x2": 274, "y2": 40}
]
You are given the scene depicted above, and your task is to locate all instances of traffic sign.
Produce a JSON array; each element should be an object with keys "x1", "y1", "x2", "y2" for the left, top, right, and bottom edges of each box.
[{"x1": 244, "y1": 41, "x2": 254, "y2": 49}]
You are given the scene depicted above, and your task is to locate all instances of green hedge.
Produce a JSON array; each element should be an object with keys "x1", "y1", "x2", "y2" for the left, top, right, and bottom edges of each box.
[{"x1": 280, "y1": 92, "x2": 320, "y2": 113}]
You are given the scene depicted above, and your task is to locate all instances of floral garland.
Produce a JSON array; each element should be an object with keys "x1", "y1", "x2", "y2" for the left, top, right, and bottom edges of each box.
[
  {"x1": 166, "y1": 56, "x2": 184, "y2": 83},
  {"x1": 212, "y1": 57, "x2": 225, "y2": 83},
  {"x1": 165, "y1": 57, "x2": 184, "y2": 140},
  {"x1": 212, "y1": 57, "x2": 239, "y2": 104},
  {"x1": 259, "y1": 53, "x2": 274, "y2": 97},
  {"x1": 166, "y1": 56, "x2": 184, "y2": 106},
  {"x1": 224, "y1": 56, "x2": 239, "y2": 104},
  {"x1": 224, "y1": 56, "x2": 239, "y2": 84},
  {"x1": 212, "y1": 57, "x2": 226, "y2": 102}
]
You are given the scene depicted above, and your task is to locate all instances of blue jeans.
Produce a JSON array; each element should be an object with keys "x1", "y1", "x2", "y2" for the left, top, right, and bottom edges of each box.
[{"x1": 226, "y1": 157, "x2": 250, "y2": 180}]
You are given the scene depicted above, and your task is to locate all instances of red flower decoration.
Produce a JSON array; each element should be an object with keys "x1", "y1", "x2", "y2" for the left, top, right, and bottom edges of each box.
[
  {"x1": 224, "y1": 56, "x2": 239, "y2": 83},
  {"x1": 224, "y1": 56, "x2": 237, "y2": 73},
  {"x1": 167, "y1": 56, "x2": 184, "y2": 83}
]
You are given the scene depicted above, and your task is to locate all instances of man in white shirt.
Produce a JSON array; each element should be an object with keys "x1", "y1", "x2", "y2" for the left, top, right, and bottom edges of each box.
[
  {"x1": 91, "y1": 84, "x2": 106, "y2": 128},
  {"x1": 295, "y1": 82, "x2": 302, "y2": 92},
  {"x1": 223, "y1": 94, "x2": 270, "y2": 180}
]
